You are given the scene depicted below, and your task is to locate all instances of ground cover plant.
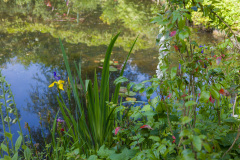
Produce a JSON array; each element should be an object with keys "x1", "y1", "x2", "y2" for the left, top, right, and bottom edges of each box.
[{"x1": 0, "y1": 0, "x2": 240, "y2": 159}]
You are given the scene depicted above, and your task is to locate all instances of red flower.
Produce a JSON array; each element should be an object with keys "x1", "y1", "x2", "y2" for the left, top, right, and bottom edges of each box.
[
  {"x1": 209, "y1": 95, "x2": 215, "y2": 103},
  {"x1": 61, "y1": 128, "x2": 64, "y2": 132},
  {"x1": 172, "y1": 140, "x2": 176, "y2": 144},
  {"x1": 219, "y1": 88, "x2": 224, "y2": 95},
  {"x1": 115, "y1": 127, "x2": 120, "y2": 135},
  {"x1": 170, "y1": 31, "x2": 177, "y2": 37},
  {"x1": 140, "y1": 125, "x2": 153, "y2": 130},
  {"x1": 173, "y1": 45, "x2": 179, "y2": 51}
]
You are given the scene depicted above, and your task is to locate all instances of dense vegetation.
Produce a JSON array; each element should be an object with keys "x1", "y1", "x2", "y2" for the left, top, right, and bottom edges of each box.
[{"x1": 0, "y1": 0, "x2": 240, "y2": 159}]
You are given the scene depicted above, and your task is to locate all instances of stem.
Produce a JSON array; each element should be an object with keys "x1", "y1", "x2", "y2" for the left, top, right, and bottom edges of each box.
[
  {"x1": 216, "y1": 100, "x2": 221, "y2": 125},
  {"x1": 232, "y1": 94, "x2": 238, "y2": 117},
  {"x1": 163, "y1": 100, "x2": 174, "y2": 136}
]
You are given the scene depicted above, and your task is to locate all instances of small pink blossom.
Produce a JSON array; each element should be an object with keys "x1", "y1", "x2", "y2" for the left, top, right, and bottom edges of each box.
[
  {"x1": 115, "y1": 127, "x2": 120, "y2": 135},
  {"x1": 140, "y1": 125, "x2": 153, "y2": 130},
  {"x1": 172, "y1": 135, "x2": 176, "y2": 140},
  {"x1": 170, "y1": 31, "x2": 177, "y2": 37},
  {"x1": 216, "y1": 57, "x2": 222, "y2": 65},
  {"x1": 167, "y1": 93, "x2": 172, "y2": 98}
]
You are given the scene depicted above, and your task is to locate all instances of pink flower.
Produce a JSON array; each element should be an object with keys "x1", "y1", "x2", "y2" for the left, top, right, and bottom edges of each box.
[
  {"x1": 172, "y1": 136, "x2": 176, "y2": 140},
  {"x1": 167, "y1": 93, "x2": 172, "y2": 98},
  {"x1": 216, "y1": 57, "x2": 222, "y2": 65},
  {"x1": 140, "y1": 125, "x2": 153, "y2": 130},
  {"x1": 209, "y1": 95, "x2": 215, "y2": 103},
  {"x1": 115, "y1": 127, "x2": 120, "y2": 135},
  {"x1": 170, "y1": 31, "x2": 177, "y2": 37}
]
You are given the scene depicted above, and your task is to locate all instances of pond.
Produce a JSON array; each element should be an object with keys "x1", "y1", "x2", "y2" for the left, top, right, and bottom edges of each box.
[{"x1": 0, "y1": 0, "x2": 218, "y2": 144}]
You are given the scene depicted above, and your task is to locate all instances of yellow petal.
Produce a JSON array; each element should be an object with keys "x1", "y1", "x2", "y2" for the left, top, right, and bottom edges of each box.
[
  {"x1": 58, "y1": 84, "x2": 64, "y2": 91},
  {"x1": 48, "y1": 82, "x2": 57, "y2": 88},
  {"x1": 58, "y1": 80, "x2": 65, "y2": 84}
]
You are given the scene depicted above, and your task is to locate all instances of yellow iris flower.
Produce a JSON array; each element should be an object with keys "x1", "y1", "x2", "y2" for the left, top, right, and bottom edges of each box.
[{"x1": 49, "y1": 80, "x2": 65, "y2": 91}]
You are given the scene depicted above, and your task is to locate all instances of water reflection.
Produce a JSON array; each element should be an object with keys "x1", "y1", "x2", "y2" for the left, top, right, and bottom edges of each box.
[{"x1": 0, "y1": 0, "x2": 160, "y2": 144}]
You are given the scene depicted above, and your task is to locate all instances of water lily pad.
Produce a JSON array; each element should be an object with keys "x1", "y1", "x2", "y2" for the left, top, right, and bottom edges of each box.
[
  {"x1": 119, "y1": 93, "x2": 127, "y2": 97},
  {"x1": 125, "y1": 91, "x2": 136, "y2": 96},
  {"x1": 120, "y1": 87, "x2": 128, "y2": 93},
  {"x1": 126, "y1": 97, "x2": 136, "y2": 101},
  {"x1": 109, "y1": 66, "x2": 117, "y2": 72},
  {"x1": 100, "y1": 59, "x2": 113, "y2": 64}
]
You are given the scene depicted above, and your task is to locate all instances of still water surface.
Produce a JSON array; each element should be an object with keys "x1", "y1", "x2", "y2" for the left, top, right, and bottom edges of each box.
[{"x1": 0, "y1": 0, "x2": 218, "y2": 144}]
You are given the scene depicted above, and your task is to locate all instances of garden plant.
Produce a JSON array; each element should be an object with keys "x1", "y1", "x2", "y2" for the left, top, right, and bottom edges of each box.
[{"x1": 0, "y1": 0, "x2": 240, "y2": 160}]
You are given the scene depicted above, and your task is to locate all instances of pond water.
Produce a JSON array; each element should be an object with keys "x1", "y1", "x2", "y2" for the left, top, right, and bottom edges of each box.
[{"x1": 0, "y1": 0, "x2": 218, "y2": 144}]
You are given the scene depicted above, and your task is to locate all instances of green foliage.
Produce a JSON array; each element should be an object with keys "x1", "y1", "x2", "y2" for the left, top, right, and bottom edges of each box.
[{"x1": 1, "y1": 0, "x2": 240, "y2": 159}]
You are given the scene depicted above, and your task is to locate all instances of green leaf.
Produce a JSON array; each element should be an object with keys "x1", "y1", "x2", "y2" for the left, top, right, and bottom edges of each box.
[
  {"x1": 199, "y1": 91, "x2": 210, "y2": 103},
  {"x1": 181, "y1": 116, "x2": 192, "y2": 124},
  {"x1": 214, "y1": 83, "x2": 222, "y2": 91},
  {"x1": 22, "y1": 145, "x2": 27, "y2": 150},
  {"x1": 192, "y1": 136, "x2": 202, "y2": 151},
  {"x1": 127, "y1": 82, "x2": 135, "y2": 92},
  {"x1": 4, "y1": 132, "x2": 12, "y2": 139},
  {"x1": 114, "y1": 76, "x2": 128, "y2": 85},
  {"x1": 149, "y1": 136, "x2": 160, "y2": 142},
  {"x1": 141, "y1": 105, "x2": 153, "y2": 112},
  {"x1": 125, "y1": 91, "x2": 136, "y2": 97},
  {"x1": 180, "y1": 129, "x2": 192, "y2": 137},
  {"x1": 1, "y1": 143, "x2": 8, "y2": 153},
  {"x1": 109, "y1": 148, "x2": 137, "y2": 160},
  {"x1": 185, "y1": 101, "x2": 197, "y2": 107},
  {"x1": 179, "y1": 30, "x2": 189, "y2": 40},
  {"x1": 24, "y1": 147, "x2": 32, "y2": 160},
  {"x1": 203, "y1": 143, "x2": 211, "y2": 153},
  {"x1": 133, "y1": 83, "x2": 144, "y2": 92},
  {"x1": 15, "y1": 135, "x2": 22, "y2": 151},
  {"x1": 3, "y1": 156, "x2": 11, "y2": 160},
  {"x1": 171, "y1": 67, "x2": 177, "y2": 80},
  {"x1": 97, "y1": 145, "x2": 115, "y2": 158},
  {"x1": 12, "y1": 153, "x2": 18, "y2": 160},
  {"x1": 224, "y1": 118, "x2": 238, "y2": 124},
  {"x1": 210, "y1": 88, "x2": 220, "y2": 100},
  {"x1": 88, "y1": 155, "x2": 98, "y2": 160}
]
